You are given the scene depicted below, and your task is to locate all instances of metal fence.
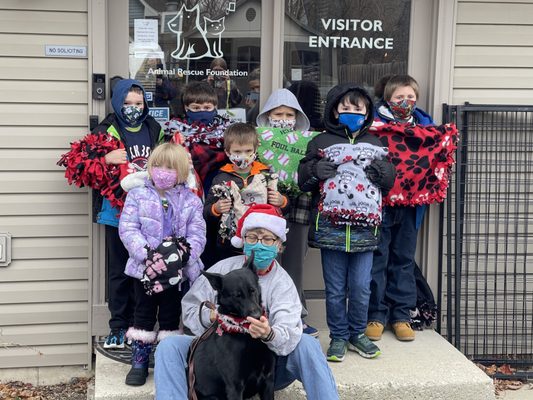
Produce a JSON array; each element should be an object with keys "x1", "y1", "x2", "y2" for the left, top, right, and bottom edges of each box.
[{"x1": 440, "y1": 104, "x2": 533, "y2": 375}]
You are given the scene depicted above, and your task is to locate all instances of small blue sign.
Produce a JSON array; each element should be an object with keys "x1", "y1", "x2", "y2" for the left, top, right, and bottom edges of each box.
[
  {"x1": 149, "y1": 107, "x2": 170, "y2": 128},
  {"x1": 145, "y1": 92, "x2": 153, "y2": 101}
]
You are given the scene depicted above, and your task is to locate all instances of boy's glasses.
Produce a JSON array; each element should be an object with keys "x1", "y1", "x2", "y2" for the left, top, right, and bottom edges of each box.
[{"x1": 244, "y1": 235, "x2": 277, "y2": 246}]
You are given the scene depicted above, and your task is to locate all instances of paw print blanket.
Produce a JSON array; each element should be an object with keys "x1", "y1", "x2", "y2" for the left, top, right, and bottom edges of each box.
[
  {"x1": 319, "y1": 143, "x2": 388, "y2": 227},
  {"x1": 369, "y1": 122, "x2": 459, "y2": 206}
]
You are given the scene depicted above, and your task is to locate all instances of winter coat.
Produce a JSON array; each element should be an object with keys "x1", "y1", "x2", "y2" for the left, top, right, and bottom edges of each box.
[
  {"x1": 204, "y1": 162, "x2": 289, "y2": 250},
  {"x1": 119, "y1": 180, "x2": 206, "y2": 281},
  {"x1": 298, "y1": 83, "x2": 396, "y2": 252}
]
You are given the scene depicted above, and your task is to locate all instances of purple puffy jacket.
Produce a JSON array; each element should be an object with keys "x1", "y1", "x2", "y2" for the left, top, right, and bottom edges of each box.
[{"x1": 119, "y1": 180, "x2": 206, "y2": 282}]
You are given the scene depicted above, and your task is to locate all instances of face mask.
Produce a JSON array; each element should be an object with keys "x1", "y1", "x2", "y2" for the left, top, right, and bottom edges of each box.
[
  {"x1": 229, "y1": 152, "x2": 256, "y2": 169},
  {"x1": 122, "y1": 105, "x2": 143, "y2": 126},
  {"x1": 268, "y1": 117, "x2": 296, "y2": 130},
  {"x1": 243, "y1": 242, "x2": 278, "y2": 270},
  {"x1": 186, "y1": 109, "x2": 217, "y2": 125},
  {"x1": 338, "y1": 113, "x2": 366, "y2": 133},
  {"x1": 387, "y1": 99, "x2": 416, "y2": 120},
  {"x1": 151, "y1": 167, "x2": 178, "y2": 190}
]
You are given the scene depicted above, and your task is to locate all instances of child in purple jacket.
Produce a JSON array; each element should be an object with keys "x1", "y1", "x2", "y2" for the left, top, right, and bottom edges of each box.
[{"x1": 119, "y1": 142, "x2": 206, "y2": 386}]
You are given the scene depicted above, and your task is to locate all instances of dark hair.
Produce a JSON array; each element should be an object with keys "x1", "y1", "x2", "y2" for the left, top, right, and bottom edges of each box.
[
  {"x1": 383, "y1": 74, "x2": 419, "y2": 101},
  {"x1": 182, "y1": 81, "x2": 218, "y2": 107},
  {"x1": 337, "y1": 90, "x2": 370, "y2": 111},
  {"x1": 224, "y1": 122, "x2": 259, "y2": 151},
  {"x1": 374, "y1": 74, "x2": 394, "y2": 100},
  {"x1": 210, "y1": 57, "x2": 228, "y2": 70}
]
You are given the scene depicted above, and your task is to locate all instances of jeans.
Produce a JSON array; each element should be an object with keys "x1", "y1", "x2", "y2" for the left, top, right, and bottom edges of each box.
[
  {"x1": 320, "y1": 249, "x2": 373, "y2": 340},
  {"x1": 368, "y1": 206, "x2": 417, "y2": 324},
  {"x1": 154, "y1": 334, "x2": 339, "y2": 400},
  {"x1": 105, "y1": 225, "x2": 134, "y2": 330}
]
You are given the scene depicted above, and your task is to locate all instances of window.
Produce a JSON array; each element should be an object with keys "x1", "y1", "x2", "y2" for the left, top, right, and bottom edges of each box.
[
  {"x1": 284, "y1": 0, "x2": 411, "y2": 127},
  {"x1": 128, "y1": 0, "x2": 262, "y2": 121}
]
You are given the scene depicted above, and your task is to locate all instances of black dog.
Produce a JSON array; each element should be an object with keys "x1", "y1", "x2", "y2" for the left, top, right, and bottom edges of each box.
[{"x1": 189, "y1": 255, "x2": 276, "y2": 400}]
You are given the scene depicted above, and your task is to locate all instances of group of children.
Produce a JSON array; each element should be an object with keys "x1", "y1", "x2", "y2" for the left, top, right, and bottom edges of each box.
[{"x1": 63, "y1": 72, "x2": 436, "y2": 386}]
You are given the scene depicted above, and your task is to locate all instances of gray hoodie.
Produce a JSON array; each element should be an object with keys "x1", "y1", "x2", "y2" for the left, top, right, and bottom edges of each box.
[
  {"x1": 256, "y1": 88, "x2": 310, "y2": 131},
  {"x1": 182, "y1": 255, "x2": 303, "y2": 356}
]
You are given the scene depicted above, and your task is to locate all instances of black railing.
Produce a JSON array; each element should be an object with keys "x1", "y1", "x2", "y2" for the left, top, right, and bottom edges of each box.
[{"x1": 440, "y1": 103, "x2": 533, "y2": 374}]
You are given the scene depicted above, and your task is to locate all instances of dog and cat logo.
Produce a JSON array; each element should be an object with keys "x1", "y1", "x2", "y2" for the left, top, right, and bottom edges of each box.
[{"x1": 167, "y1": 3, "x2": 236, "y2": 60}]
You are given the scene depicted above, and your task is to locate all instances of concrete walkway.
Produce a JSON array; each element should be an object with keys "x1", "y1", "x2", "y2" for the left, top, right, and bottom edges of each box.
[{"x1": 93, "y1": 329, "x2": 495, "y2": 400}]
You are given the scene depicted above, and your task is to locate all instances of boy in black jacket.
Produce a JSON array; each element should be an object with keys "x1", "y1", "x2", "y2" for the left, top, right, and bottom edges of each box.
[
  {"x1": 298, "y1": 84, "x2": 395, "y2": 362},
  {"x1": 203, "y1": 122, "x2": 288, "y2": 266}
]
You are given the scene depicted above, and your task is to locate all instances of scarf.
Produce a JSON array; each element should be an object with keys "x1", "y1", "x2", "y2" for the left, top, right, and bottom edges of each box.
[
  {"x1": 215, "y1": 308, "x2": 268, "y2": 336},
  {"x1": 319, "y1": 142, "x2": 388, "y2": 226},
  {"x1": 166, "y1": 116, "x2": 232, "y2": 184},
  {"x1": 369, "y1": 121, "x2": 459, "y2": 206}
]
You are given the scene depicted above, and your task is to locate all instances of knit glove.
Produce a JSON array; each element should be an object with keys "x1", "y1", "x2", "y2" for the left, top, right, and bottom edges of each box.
[{"x1": 313, "y1": 159, "x2": 337, "y2": 180}]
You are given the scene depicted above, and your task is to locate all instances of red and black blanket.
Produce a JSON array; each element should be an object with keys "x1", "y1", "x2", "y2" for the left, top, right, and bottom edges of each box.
[
  {"x1": 57, "y1": 133, "x2": 128, "y2": 209},
  {"x1": 369, "y1": 121, "x2": 459, "y2": 206}
]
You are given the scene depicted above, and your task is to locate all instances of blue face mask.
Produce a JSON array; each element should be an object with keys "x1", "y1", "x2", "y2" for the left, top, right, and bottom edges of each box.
[
  {"x1": 243, "y1": 242, "x2": 278, "y2": 270},
  {"x1": 338, "y1": 113, "x2": 366, "y2": 133},
  {"x1": 186, "y1": 109, "x2": 217, "y2": 125}
]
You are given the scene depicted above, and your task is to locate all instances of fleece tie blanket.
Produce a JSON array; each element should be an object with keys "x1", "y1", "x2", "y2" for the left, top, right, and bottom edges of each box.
[
  {"x1": 257, "y1": 127, "x2": 320, "y2": 196},
  {"x1": 57, "y1": 133, "x2": 128, "y2": 209},
  {"x1": 211, "y1": 173, "x2": 278, "y2": 240},
  {"x1": 319, "y1": 142, "x2": 388, "y2": 227},
  {"x1": 166, "y1": 116, "x2": 231, "y2": 186},
  {"x1": 369, "y1": 121, "x2": 459, "y2": 206}
]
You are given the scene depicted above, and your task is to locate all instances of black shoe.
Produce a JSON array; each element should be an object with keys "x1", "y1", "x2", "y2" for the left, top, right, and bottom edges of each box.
[{"x1": 125, "y1": 366, "x2": 148, "y2": 386}]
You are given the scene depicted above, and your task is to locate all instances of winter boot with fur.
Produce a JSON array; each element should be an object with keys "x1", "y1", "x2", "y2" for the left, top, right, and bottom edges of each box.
[{"x1": 125, "y1": 328, "x2": 156, "y2": 386}]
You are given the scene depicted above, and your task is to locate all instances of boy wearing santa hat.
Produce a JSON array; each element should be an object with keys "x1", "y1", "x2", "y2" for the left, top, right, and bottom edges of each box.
[{"x1": 154, "y1": 204, "x2": 339, "y2": 400}]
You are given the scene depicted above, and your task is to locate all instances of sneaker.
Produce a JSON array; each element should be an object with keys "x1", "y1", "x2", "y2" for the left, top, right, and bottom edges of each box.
[
  {"x1": 326, "y1": 338, "x2": 347, "y2": 362},
  {"x1": 392, "y1": 322, "x2": 415, "y2": 341},
  {"x1": 103, "y1": 328, "x2": 126, "y2": 349},
  {"x1": 365, "y1": 321, "x2": 384, "y2": 341},
  {"x1": 348, "y1": 333, "x2": 381, "y2": 359},
  {"x1": 302, "y1": 323, "x2": 319, "y2": 338}
]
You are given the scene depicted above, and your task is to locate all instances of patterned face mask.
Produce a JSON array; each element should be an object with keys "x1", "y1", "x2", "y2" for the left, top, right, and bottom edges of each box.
[
  {"x1": 387, "y1": 99, "x2": 416, "y2": 120},
  {"x1": 151, "y1": 167, "x2": 178, "y2": 190},
  {"x1": 121, "y1": 105, "x2": 143, "y2": 125},
  {"x1": 229, "y1": 152, "x2": 256, "y2": 169},
  {"x1": 268, "y1": 117, "x2": 297, "y2": 130}
]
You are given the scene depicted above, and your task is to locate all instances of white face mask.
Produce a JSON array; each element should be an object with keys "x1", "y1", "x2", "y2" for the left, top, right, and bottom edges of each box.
[
  {"x1": 229, "y1": 152, "x2": 256, "y2": 169},
  {"x1": 268, "y1": 117, "x2": 296, "y2": 130}
]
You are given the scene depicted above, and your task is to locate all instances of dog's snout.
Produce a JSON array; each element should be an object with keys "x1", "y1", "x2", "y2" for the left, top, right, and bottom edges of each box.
[{"x1": 248, "y1": 304, "x2": 263, "y2": 320}]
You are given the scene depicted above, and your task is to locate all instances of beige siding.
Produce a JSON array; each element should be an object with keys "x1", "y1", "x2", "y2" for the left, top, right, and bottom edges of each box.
[
  {"x1": 0, "y1": 1, "x2": 90, "y2": 369},
  {"x1": 452, "y1": 1, "x2": 533, "y2": 104}
]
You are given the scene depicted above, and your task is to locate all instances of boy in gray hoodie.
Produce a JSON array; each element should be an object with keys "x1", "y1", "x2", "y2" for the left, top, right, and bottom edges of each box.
[{"x1": 256, "y1": 88, "x2": 318, "y2": 337}]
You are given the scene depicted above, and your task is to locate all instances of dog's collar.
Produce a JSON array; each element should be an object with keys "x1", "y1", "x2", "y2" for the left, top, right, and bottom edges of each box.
[
  {"x1": 215, "y1": 309, "x2": 267, "y2": 336},
  {"x1": 216, "y1": 313, "x2": 251, "y2": 336}
]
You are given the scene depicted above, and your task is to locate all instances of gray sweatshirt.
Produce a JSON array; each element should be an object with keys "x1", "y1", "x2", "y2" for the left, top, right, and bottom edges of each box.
[
  {"x1": 256, "y1": 88, "x2": 310, "y2": 131},
  {"x1": 182, "y1": 255, "x2": 303, "y2": 356}
]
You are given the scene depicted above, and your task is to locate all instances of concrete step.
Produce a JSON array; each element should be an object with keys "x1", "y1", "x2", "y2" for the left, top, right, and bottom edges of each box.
[{"x1": 93, "y1": 329, "x2": 495, "y2": 400}]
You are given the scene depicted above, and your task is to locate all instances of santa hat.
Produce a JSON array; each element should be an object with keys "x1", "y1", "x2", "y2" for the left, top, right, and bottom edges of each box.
[{"x1": 231, "y1": 204, "x2": 287, "y2": 248}]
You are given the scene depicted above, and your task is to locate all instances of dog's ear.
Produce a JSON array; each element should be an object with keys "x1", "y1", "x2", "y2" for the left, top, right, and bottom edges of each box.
[
  {"x1": 244, "y1": 250, "x2": 257, "y2": 274},
  {"x1": 202, "y1": 271, "x2": 224, "y2": 292}
]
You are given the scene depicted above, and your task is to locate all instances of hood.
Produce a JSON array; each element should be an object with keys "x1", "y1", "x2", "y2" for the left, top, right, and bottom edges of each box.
[
  {"x1": 111, "y1": 78, "x2": 149, "y2": 128},
  {"x1": 256, "y1": 88, "x2": 310, "y2": 131},
  {"x1": 323, "y1": 83, "x2": 374, "y2": 137}
]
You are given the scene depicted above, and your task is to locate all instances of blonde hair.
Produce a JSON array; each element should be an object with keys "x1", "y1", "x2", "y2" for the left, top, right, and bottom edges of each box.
[
  {"x1": 147, "y1": 143, "x2": 189, "y2": 184},
  {"x1": 383, "y1": 75, "x2": 419, "y2": 102}
]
